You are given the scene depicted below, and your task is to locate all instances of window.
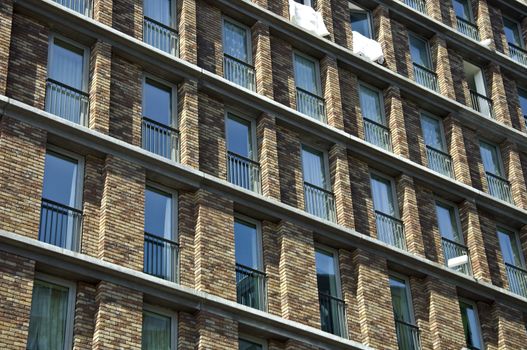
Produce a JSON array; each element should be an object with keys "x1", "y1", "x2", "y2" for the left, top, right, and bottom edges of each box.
[
  {"x1": 142, "y1": 77, "x2": 179, "y2": 160},
  {"x1": 479, "y1": 141, "x2": 503, "y2": 177},
  {"x1": 409, "y1": 33, "x2": 438, "y2": 91},
  {"x1": 315, "y1": 246, "x2": 347, "y2": 337},
  {"x1": 144, "y1": 185, "x2": 178, "y2": 282},
  {"x1": 452, "y1": 0, "x2": 473, "y2": 21},
  {"x1": 518, "y1": 88, "x2": 527, "y2": 127},
  {"x1": 294, "y1": 0, "x2": 313, "y2": 7},
  {"x1": 223, "y1": 18, "x2": 255, "y2": 91},
  {"x1": 27, "y1": 275, "x2": 75, "y2": 350},
  {"x1": 479, "y1": 141, "x2": 513, "y2": 203},
  {"x1": 389, "y1": 275, "x2": 420, "y2": 350},
  {"x1": 498, "y1": 227, "x2": 527, "y2": 298},
  {"x1": 359, "y1": 83, "x2": 391, "y2": 151},
  {"x1": 371, "y1": 174, "x2": 405, "y2": 249},
  {"x1": 504, "y1": 17, "x2": 523, "y2": 48},
  {"x1": 349, "y1": 2, "x2": 372, "y2": 39},
  {"x1": 464, "y1": 61, "x2": 493, "y2": 118},
  {"x1": 235, "y1": 216, "x2": 266, "y2": 310},
  {"x1": 294, "y1": 52, "x2": 326, "y2": 121},
  {"x1": 39, "y1": 148, "x2": 84, "y2": 251},
  {"x1": 143, "y1": 0, "x2": 178, "y2": 55},
  {"x1": 459, "y1": 299, "x2": 484, "y2": 350},
  {"x1": 46, "y1": 35, "x2": 89, "y2": 125},
  {"x1": 239, "y1": 337, "x2": 266, "y2": 350},
  {"x1": 370, "y1": 174, "x2": 397, "y2": 217},
  {"x1": 420, "y1": 114, "x2": 453, "y2": 177},
  {"x1": 142, "y1": 305, "x2": 177, "y2": 350},
  {"x1": 453, "y1": 0, "x2": 479, "y2": 40}
]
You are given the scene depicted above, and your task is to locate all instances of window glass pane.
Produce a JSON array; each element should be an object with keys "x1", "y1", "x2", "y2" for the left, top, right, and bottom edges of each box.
[
  {"x1": 227, "y1": 115, "x2": 252, "y2": 158},
  {"x1": 421, "y1": 115, "x2": 445, "y2": 151},
  {"x1": 144, "y1": 0, "x2": 171, "y2": 25},
  {"x1": 302, "y1": 146, "x2": 326, "y2": 188},
  {"x1": 315, "y1": 248, "x2": 338, "y2": 296},
  {"x1": 370, "y1": 175, "x2": 396, "y2": 216},
  {"x1": 435, "y1": 202, "x2": 461, "y2": 242},
  {"x1": 453, "y1": 0, "x2": 471, "y2": 20},
  {"x1": 497, "y1": 228, "x2": 523, "y2": 267},
  {"x1": 224, "y1": 21, "x2": 249, "y2": 62},
  {"x1": 359, "y1": 85, "x2": 384, "y2": 124},
  {"x1": 142, "y1": 310, "x2": 172, "y2": 350},
  {"x1": 350, "y1": 11, "x2": 371, "y2": 38},
  {"x1": 294, "y1": 54, "x2": 319, "y2": 94},
  {"x1": 409, "y1": 35, "x2": 431, "y2": 68},
  {"x1": 518, "y1": 88, "x2": 527, "y2": 117},
  {"x1": 42, "y1": 152, "x2": 79, "y2": 208},
  {"x1": 460, "y1": 301, "x2": 482, "y2": 349},
  {"x1": 239, "y1": 339, "x2": 263, "y2": 350},
  {"x1": 144, "y1": 79, "x2": 172, "y2": 126},
  {"x1": 234, "y1": 219, "x2": 260, "y2": 269},
  {"x1": 49, "y1": 38, "x2": 84, "y2": 90},
  {"x1": 389, "y1": 276, "x2": 412, "y2": 323},
  {"x1": 503, "y1": 18, "x2": 522, "y2": 46},
  {"x1": 479, "y1": 141, "x2": 502, "y2": 176},
  {"x1": 145, "y1": 187, "x2": 173, "y2": 240},
  {"x1": 27, "y1": 280, "x2": 69, "y2": 350}
]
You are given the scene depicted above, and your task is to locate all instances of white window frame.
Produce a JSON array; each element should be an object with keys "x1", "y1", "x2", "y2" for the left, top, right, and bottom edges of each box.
[
  {"x1": 503, "y1": 15, "x2": 524, "y2": 48},
  {"x1": 239, "y1": 334, "x2": 268, "y2": 350},
  {"x1": 459, "y1": 298, "x2": 485, "y2": 349},
  {"x1": 408, "y1": 32, "x2": 433, "y2": 69},
  {"x1": 234, "y1": 213, "x2": 264, "y2": 271},
  {"x1": 314, "y1": 243, "x2": 343, "y2": 300},
  {"x1": 225, "y1": 110, "x2": 258, "y2": 161},
  {"x1": 144, "y1": 181, "x2": 179, "y2": 242},
  {"x1": 388, "y1": 272, "x2": 416, "y2": 325},
  {"x1": 143, "y1": 0, "x2": 177, "y2": 29},
  {"x1": 349, "y1": 2, "x2": 373, "y2": 38},
  {"x1": 497, "y1": 225, "x2": 526, "y2": 268},
  {"x1": 420, "y1": 112, "x2": 448, "y2": 153},
  {"x1": 142, "y1": 73, "x2": 179, "y2": 128},
  {"x1": 479, "y1": 139, "x2": 506, "y2": 177},
  {"x1": 300, "y1": 143, "x2": 332, "y2": 191},
  {"x1": 434, "y1": 198, "x2": 464, "y2": 244},
  {"x1": 222, "y1": 16, "x2": 253, "y2": 65},
  {"x1": 293, "y1": 51, "x2": 323, "y2": 97},
  {"x1": 358, "y1": 81, "x2": 387, "y2": 125},
  {"x1": 369, "y1": 170, "x2": 400, "y2": 219},
  {"x1": 143, "y1": 304, "x2": 178, "y2": 350}
]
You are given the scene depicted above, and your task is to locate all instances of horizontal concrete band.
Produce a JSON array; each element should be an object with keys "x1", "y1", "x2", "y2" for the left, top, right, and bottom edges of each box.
[{"x1": 1, "y1": 94, "x2": 527, "y2": 312}]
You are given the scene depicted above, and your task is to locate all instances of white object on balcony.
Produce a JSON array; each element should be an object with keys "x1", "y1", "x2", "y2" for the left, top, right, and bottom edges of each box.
[
  {"x1": 352, "y1": 31, "x2": 384, "y2": 64},
  {"x1": 447, "y1": 255, "x2": 469, "y2": 268},
  {"x1": 288, "y1": 0, "x2": 330, "y2": 37},
  {"x1": 480, "y1": 38, "x2": 492, "y2": 47}
]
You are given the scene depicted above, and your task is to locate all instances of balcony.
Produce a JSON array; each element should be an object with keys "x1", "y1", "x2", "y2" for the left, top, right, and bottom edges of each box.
[
  {"x1": 402, "y1": 0, "x2": 427, "y2": 14},
  {"x1": 304, "y1": 182, "x2": 336, "y2": 222},
  {"x1": 508, "y1": 43, "x2": 527, "y2": 66},
  {"x1": 144, "y1": 232, "x2": 179, "y2": 282},
  {"x1": 38, "y1": 198, "x2": 82, "y2": 251},
  {"x1": 441, "y1": 237, "x2": 471, "y2": 275},
  {"x1": 53, "y1": 0, "x2": 92, "y2": 16},
  {"x1": 469, "y1": 90, "x2": 494, "y2": 119},
  {"x1": 485, "y1": 172, "x2": 513, "y2": 204},
  {"x1": 363, "y1": 117, "x2": 392, "y2": 151},
  {"x1": 227, "y1": 151, "x2": 261, "y2": 193},
  {"x1": 319, "y1": 292, "x2": 348, "y2": 338},
  {"x1": 375, "y1": 211, "x2": 406, "y2": 250},
  {"x1": 413, "y1": 63, "x2": 438, "y2": 92},
  {"x1": 142, "y1": 117, "x2": 180, "y2": 161},
  {"x1": 426, "y1": 146, "x2": 453, "y2": 178},
  {"x1": 455, "y1": 16, "x2": 480, "y2": 41},
  {"x1": 224, "y1": 54, "x2": 256, "y2": 91},
  {"x1": 505, "y1": 263, "x2": 527, "y2": 298},
  {"x1": 395, "y1": 320, "x2": 421, "y2": 350},
  {"x1": 45, "y1": 78, "x2": 89, "y2": 125},
  {"x1": 143, "y1": 16, "x2": 179, "y2": 56},
  {"x1": 236, "y1": 263, "x2": 267, "y2": 311},
  {"x1": 296, "y1": 87, "x2": 326, "y2": 123}
]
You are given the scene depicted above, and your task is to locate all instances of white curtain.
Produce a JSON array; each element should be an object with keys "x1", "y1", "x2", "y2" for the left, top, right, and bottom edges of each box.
[
  {"x1": 302, "y1": 147, "x2": 326, "y2": 188},
  {"x1": 223, "y1": 21, "x2": 249, "y2": 62},
  {"x1": 371, "y1": 176, "x2": 395, "y2": 216},
  {"x1": 359, "y1": 85, "x2": 383, "y2": 124},
  {"x1": 294, "y1": 54, "x2": 318, "y2": 94},
  {"x1": 142, "y1": 311, "x2": 172, "y2": 350},
  {"x1": 144, "y1": 0, "x2": 171, "y2": 25},
  {"x1": 50, "y1": 39, "x2": 84, "y2": 90},
  {"x1": 389, "y1": 277, "x2": 411, "y2": 322},
  {"x1": 421, "y1": 116, "x2": 444, "y2": 150},
  {"x1": 479, "y1": 142, "x2": 501, "y2": 176},
  {"x1": 435, "y1": 203, "x2": 460, "y2": 242}
]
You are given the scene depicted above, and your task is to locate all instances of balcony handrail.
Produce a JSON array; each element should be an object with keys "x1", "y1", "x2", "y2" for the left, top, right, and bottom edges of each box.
[
  {"x1": 508, "y1": 42, "x2": 527, "y2": 54},
  {"x1": 403, "y1": 0, "x2": 427, "y2": 14},
  {"x1": 144, "y1": 231, "x2": 180, "y2": 247},
  {"x1": 455, "y1": 16, "x2": 477, "y2": 29},
  {"x1": 425, "y1": 144, "x2": 450, "y2": 157},
  {"x1": 296, "y1": 86, "x2": 324, "y2": 100},
  {"x1": 236, "y1": 263, "x2": 267, "y2": 277},
  {"x1": 469, "y1": 89, "x2": 492, "y2": 103},
  {"x1": 375, "y1": 210, "x2": 403, "y2": 224},
  {"x1": 412, "y1": 62, "x2": 436, "y2": 75},
  {"x1": 143, "y1": 15, "x2": 178, "y2": 34},
  {"x1": 227, "y1": 150, "x2": 260, "y2": 166},
  {"x1": 142, "y1": 116, "x2": 179, "y2": 133},
  {"x1": 363, "y1": 116, "x2": 389, "y2": 130},
  {"x1": 224, "y1": 53, "x2": 254, "y2": 69},
  {"x1": 441, "y1": 236, "x2": 468, "y2": 250},
  {"x1": 318, "y1": 292, "x2": 346, "y2": 304},
  {"x1": 485, "y1": 171, "x2": 510, "y2": 184},
  {"x1": 46, "y1": 78, "x2": 88, "y2": 97},
  {"x1": 394, "y1": 318, "x2": 419, "y2": 330},
  {"x1": 42, "y1": 197, "x2": 83, "y2": 215},
  {"x1": 505, "y1": 262, "x2": 527, "y2": 274},
  {"x1": 304, "y1": 181, "x2": 334, "y2": 196}
]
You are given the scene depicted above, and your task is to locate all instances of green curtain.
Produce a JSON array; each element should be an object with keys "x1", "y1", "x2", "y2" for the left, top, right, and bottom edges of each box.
[{"x1": 142, "y1": 311, "x2": 172, "y2": 350}]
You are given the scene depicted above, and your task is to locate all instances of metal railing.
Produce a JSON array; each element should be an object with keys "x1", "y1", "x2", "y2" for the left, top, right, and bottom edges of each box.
[
  {"x1": 142, "y1": 117, "x2": 180, "y2": 161},
  {"x1": 144, "y1": 232, "x2": 179, "y2": 282},
  {"x1": 375, "y1": 211, "x2": 406, "y2": 250},
  {"x1": 304, "y1": 182, "x2": 336, "y2": 222},
  {"x1": 53, "y1": 0, "x2": 92, "y2": 16},
  {"x1": 469, "y1": 90, "x2": 494, "y2": 119},
  {"x1": 363, "y1": 117, "x2": 392, "y2": 151},
  {"x1": 236, "y1": 263, "x2": 267, "y2": 311},
  {"x1": 508, "y1": 43, "x2": 527, "y2": 66},
  {"x1": 403, "y1": 0, "x2": 427, "y2": 14},
  {"x1": 485, "y1": 172, "x2": 513, "y2": 204},
  {"x1": 395, "y1": 319, "x2": 421, "y2": 350},
  {"x1": 45, "y1": 78, "x2": 89, "y2": 125},
  {"x1": 38, "y1": 198, "x2": 82, "y2": 251},
  {"x1": 505, "y1": 263, "x2": 527, "y2": 298},
  {"x1": 296, "y1": 87, "x2": 326, "y2": 123},
  {"x1": 319, "y1": 292, "x2": 348, "y2": 338},
  {"x1": 413, "y1": 63, "x2": 438, "y2": 92},
  {"x1": 455, "y1": 16, "x2": 480, "y2": 41},
  {"x1": 224, "y1": 54, "x2": 256, "y2": 91},
  {"x1": 441, "y1": 237, "x2": 471, "y2": 275},
  {"x1": 227, "y1": 151, "x2": 261, "y2": 193},
  {"x1": 426, "y1": 146, "x2": 454, "y2": 178},
  {"x1": 143, "y1": 16, "x2": 179, "y2": 56}
]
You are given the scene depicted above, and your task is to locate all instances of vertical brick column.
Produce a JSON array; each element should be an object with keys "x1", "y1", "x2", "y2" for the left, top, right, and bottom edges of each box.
[
  {"x1": 0, "y1": 252, "x2": 35, "y2": 350},
  {"x1": 478, "y1": 210, "x2": 506, "y2": 288},
  {"x1": 425, "y1": 0, "x2": 443, "y2": 23},
  {"x1": 81, "y1": 155, "x2": 104, "y2": 258},
  {"x1": 409, "y1": 277, "x2": 432, "y2": 349},
  {"x1": 178, "y1": 0, "x2": 198, "y2": 65},
  {"x1": 339, "y1": 68, "x2": 362, "y2": 137},
  {"x1": 195, "y1": 311, "x2": 238, "y2": 349},
  {"x1": 178, "y1": 80, "x2": 200, "y2": 169},
  {"x1": 252, "y1": 21, "x2": 273, "y2": 98},
  {"x1": 73, "y1": 282, "x2": 97, "y2": 350},
  {"x1": 270, "y1": 37, "x2": 296, "y2": 109},
  {"x1": 521, "y1": 225, "x2": 527, "y2": 265},
  {"x1": 278, "y1": 221, "x2": 320, "y2": 328},
  {"x1": 348, "y1": 155, "x2": 376, "y2": 237},
  {"x1": 486, "y1": 63, "x2": 513, "y2": 126},
  {"x1": 502, "y1": 73, "x2": 527, "y2": 133},
  {"x1": 268, "y1": 1, "x2": 288, "y2": 18},
  {"x1": 99, "y1": 155, "x2": 145, "y2": 271},
  {"x1": 262, "y1": 221, "x2": 281, "y2": 316},
  {"x1": 392, "y1": 21, "x2": 413, "y2": 78},
  {"x1": 196, "y1": 1, "x2": 222, "y2": 75},
  {"x1": 331, "y1": 0, "x2": 353, "y2": 49},
  {"x1": 403, "y1": 100, "x2": 426, "y2": 165},
  {"x1": 197, "y1": 92, "x2": 226, "y2": 179},
  {"x1": 0, "y1": 118, "x2": 46, "y2": 239},
  {"x1": 0, "y1": 0, "x2": 13, "y2": 95},
  {"x1": 385, "y1": 86, "x2": 410, "y2": 158},
  {"x1": 473, "y1": 0, "x2": 495, "y2": 46},
  {"x1": 431, "y1": 35, "x2": 456, "y2": 100},
  {"x1": 178, "y1": 191, "x2": 196, "y2": 289},
  {"x1": 501, "y1": 141, "x2": 527, "y2": 209},
  {"x1": 396, "y1": 174, "x2": 426, "y2": 256},
  {"x1": 112, "y1": 0, "x2": 142, "y2": 40},
  {"x1": 415, "y1": 185, "x2": 442, "y2": 263},
  {"x1": 92, "y1": 282, "x2": 143, "y2": 350},
  {"x1": 89, "y1": 40, "x2": 112, "y2": 133},
  {"x1": 464, "y1": 127, "x2": 486, "y2": 192},
  {"x1": 93, "y1": 0, "x2": 112, "y2": 26},
  {"x1": 339, "y1": 248, "x2": 361, "y2": 340},
  {"x1": 178, "y1": 312, "x2": 196, "y2": 350},
  {"x1": 257, "y1": 113, "x2": 281, "y2": 200},
  {"x1": 444, "y1": 115, "x2": 472, "y2": 185},
  {"x1": 321, "y1": 55, "x2": 345, "y2": 130},
  {"x1": 194, "y1": 189, "x2": 236, "y2": 301},
  {"x1": 449, "y1": 51, "x2": 470, "y2": 106},
  {"x1": 329, "y1": 144, "x2": 355, "y2": 229},
  {"x1": 495, "y1": 302, "x2": 527, "y2": 349},
  {"x1": 373, "y1": 5, "x2": 397, "y2": 73},
  {"x1": 489, "y1": 7, "x2": 508, "y2": 55},
  {"x1": 314, "y1": 0, "x2": 334, "y2": 41},
  {"x1": 276, "y1": 125, "x2": 304, "y2": 209},
  {"x1": 478, "y1": 301, "x2": 498, "y2": 348},
  {"x1": 285, "y1": 340, "x2": 318, "y2": 350}
]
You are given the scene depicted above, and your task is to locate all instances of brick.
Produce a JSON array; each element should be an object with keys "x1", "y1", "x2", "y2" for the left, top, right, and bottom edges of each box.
[
  {"x1": 348, "y1": 155, "x2": 376, "y2": 236},
  {"x1": 415, "y1": 185, "x2": 442, "y2": 263},
  {"x1": 486, "y1": 63, "x2": 513, "y2": 126},
  {"x1": 500, "y1": 141, "x2": 527, "y2": 208},
  {"x1": 396, "y1": 174, "x2": 425, "y2": 256},
  {"x1": 88, "y1": 40, "x2": 112, "y2": 133},
  {"x1": 81, "y1": 154, "x2": 104, "y2": 258},
  {"x1": 329, "y1": 144, "x2": 355, "y2": 229},
  {"x1": 473, "y1": 0, "x2": 495, "y2": 47},
  {"x1": 277, "y1": 124, "x2": 304, "y2": 209},
  {"x1": 197, "y1": 92, "x2": 226, "y2": 179},
  {"x1": 177, "y1": 0, "x2": 198, "y2": 65},
  {"x1": 196, "y1": 0, "x2": 222, "y2": 75},
  {"x1": 257, "y1": 113, "x2": 281, "y2": 200},
  {"x1": 444, "y1": 114, "x2": 472, "y2": 186},
  {"x1": 178, "y1": 80, "x2": 200, "y2": 168},
  {"x1": 112, "y1": 0, "x2": 142, "y2": 40},
  {"x1": 178, "y1": 191, "x2": 196, "y2": 289},
  {"x1": 262, "y1": 220, "x2": 281, "y2": 316},
  {"x1": 271, "y1": 36, "x2": 296, "y2": 109},
  {"x1": 195, "y1": 311, "x2": 238, "y2": 350},
  {"x1": 385, "y1": 86, "x2": 410, "y2": 158},
  {"x1": 73, "y1": 282, "x2": 97, "y2": 350},
  {"x1": 338, "y1": 67, "x2": 362, "y2": 137},
  {"x1": 321, "y1": 55, "x2": 345, "y2": 130},
  {"x1": 252, "y1": 21, "x2": 274, "y2": 98},
  {"x1": 431, "y1": 35, "x2": 456, "y2": 100},
  {"x1": 0, "y1": 0, "x2": 13, "y2": 95},
  {"x1": 93, "y1": 0, "x2": 112, "y2": 26}
]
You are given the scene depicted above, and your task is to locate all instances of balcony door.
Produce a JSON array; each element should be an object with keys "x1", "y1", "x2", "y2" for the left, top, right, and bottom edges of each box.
[
  {"x1": 497, "y1": 228, "x2": 524, "y2": 268},
  {"x1": 389, "y1": 275, "x2": 419, "y2": 350},
  {"x1": 452, "y1": 0, "x2": 473, "y2": 22},
  {"x1": 142, "y1": 306, "x2": 177, "y2": 350},
  {"x1": 421, "y1": 114, "x2": 452, "y2": 177},
  {"x1": 349, "y1": 2, "x2": 372, "y2": 39},
  {"x1": 359, "y1": 84, "x2": 391, "y2": 151},
  {"x1": 223, "y1": 18, "x2": 254, "y2": 90},
  {"x1": 409, "y1": 34, "x2": 437, "y2": 91},
  {"x1": 464, "y1": 61, "x2": 492, "y2": 117},
  {"x1": 503, "y1": 17, "x2": 523, "y2": 48},
  {"x1": 518, "y1": 88, "x2": 527, "y2": 125},
  {"x1": 143, "y1": 0, "x2": 177, "y2": 55},
  {"x1": 371, "y1": 174, "x2": 397, "y2": 217},
  {"x1": 459, "y1": 300, "x2": 484, "y2": 350},
  {"x1": 479, "y1": 141, "x2": 503, "y2": 177}
]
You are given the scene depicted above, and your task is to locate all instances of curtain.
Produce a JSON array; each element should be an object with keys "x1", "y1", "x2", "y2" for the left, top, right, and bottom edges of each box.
[
  {"x1": 503, "y1": 18, "x2": 521, "y2": 46},
  {"x1": 239, "y1": 339, "x2": 262, "y2": 350},
  {"x1": 371, "y1": 176, "x2": 395, "y2": 216},
  {"x1": 227, "y1": 116, "x2": 251, "y2": 158},
  {"x1": 350, "y1": 11, "x2": 371, "y2": 38},
  {"x1": 302, "y1": 147, "x2": 326, "y2": 188},
  {"x1": 409, "y1": 35, "x2": 430, "y2": 68},
  {"x1": 223, "y1": 21, "x2": 249, "y2": 62},
  {"x1": 359, "y1": 85, "x2": 383, "y2": 124},
  {"x1": 50, "y1": 39, "x2": 84, "y2": 90},
  {"x1": 144, "y1": 0, "x2": 171, "y2": 25},
  {"x1": 142, "y1": 311, "x2": 172, "y2": 350},
  {"x1": 459, "y1": 302, "x2": 482, "y2": 349},
  {"x1": 389, "y1": 277, "x2": 411, "y2": 323},
  {"x1": 421, "y1": 116, "x2": 444, "y2": 150},
  {"x1": 497, "y1": 229, "x2": 522, "y2": 266},
  {"x1": 144, "y1": 79, "x2": 172, "y2": 126},
  {"x1": 294, "y1": 54, "x2": 318, "y2": 94},
  {"x1": 452, "y1": 0, "x2": 470, "y2": 20},
  {"x1": 479, "y1": 142, "x2": 501, "y2": 176},
  {"x1": 145, "y1": 188, "x2": 172, "y2": 239},
  {"x1": 315, "y1": 249, "x2": 337, "y2": 296},
  {"x1": 435, "y1": 203, "x2": 460, "y2": 242}
]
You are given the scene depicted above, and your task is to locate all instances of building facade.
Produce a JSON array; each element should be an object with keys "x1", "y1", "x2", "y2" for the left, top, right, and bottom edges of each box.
[{"x1": 1, "y1": 0, "x2": 527, "y2": 349}]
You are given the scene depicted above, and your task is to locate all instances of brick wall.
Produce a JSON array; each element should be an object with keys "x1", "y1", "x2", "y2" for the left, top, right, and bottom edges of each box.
[
  {"x1": 0, "y1": 0, "x2": 13, "y2": 95},
  {"x1": 197, "y1": 92, "x2": 226, "y2": 179}
]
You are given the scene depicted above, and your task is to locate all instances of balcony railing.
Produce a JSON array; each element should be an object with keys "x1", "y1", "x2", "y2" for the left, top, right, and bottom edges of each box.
[
  {"x1": 38, "y1": 198, "x2": 82, "y2": 251},
  {"x1": 363, "y1": 117, "x2": 392, "y2": 151},
  {"x1": 227, "y1": 151, "x2": 261, "y2": 193},
  {"x1": 143, "y1": 16, "x2": 179, "y2": 56},
  {"x1": 508, "y1": 43, "x2": 527, "y2": 66},
  {"x1": 144, "y1": 232, "x2": 179, "y2": 282},
  {"x1": 395, "y1": 319, "x2": 421, "y2": 350},
  {"x1": 304, "y1": 182, "x2": 336, "y2": 222},
  {"x1": 296, "y1": 87, "x2": 326, "y2": 123},
  {"x1": 319, "y1": 292, "x2": 348, "y2": 338},
  {"x1": 455, "y1": 16, "x2": 480, "y2": 41},
  {"x1": 45, "y1": 78, "x2": 89, "y2": 125},
  {"x1": 403, "y1": 0, "x2": 427, "y2": 14},
  {"x1": 485, "y1": 172, "x2": 513, "y2": 204},
  {"x1": 236, "y1": 263, "x2": 267, "y2": 311},
  {"x1": 426, "y1": 146, "x2": 453, "y2": 178},
  {"x1": 413, "y1": 63, "x2": 438, "y2": 92},
  {"x1": 505, "y1": 263, "x2": 527, "y2": 298},
  {"x1": 441, "y1": 237, "x2": 471, "y2": 275},
  {"x1": 53, "y1": 0, "x2": 92, "y2": 17},
  {"x1": 224, "y1": 54, "x2": 256, "y2": 91},
  {"x1": 375, "y1": 211, "x2": 406, "y2": 250},
  {"x1": 469, "y1": 90, "x2": 494, "y2": 119},
  {"x1": 142, "y1": 117, "x2": 180, "y2": 161}
]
